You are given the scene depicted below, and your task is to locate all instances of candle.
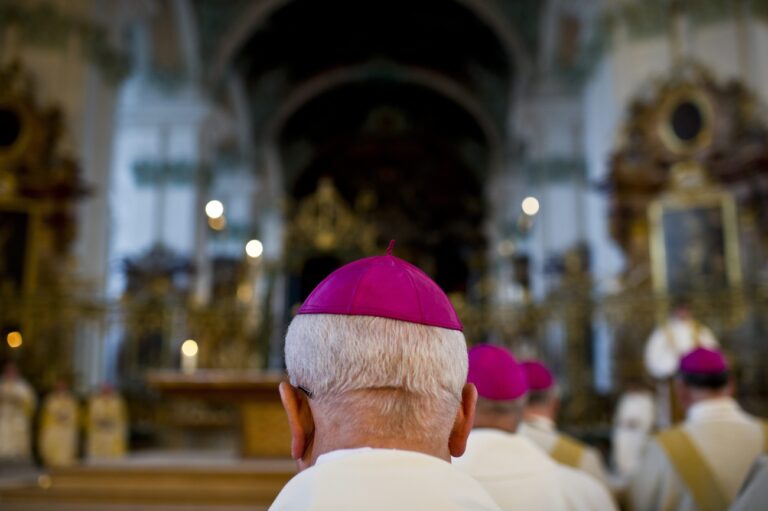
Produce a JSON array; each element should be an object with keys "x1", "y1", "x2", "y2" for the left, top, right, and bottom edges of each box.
[{"x1": 181, "y1": 339, "x2": 198, "y2": 374}]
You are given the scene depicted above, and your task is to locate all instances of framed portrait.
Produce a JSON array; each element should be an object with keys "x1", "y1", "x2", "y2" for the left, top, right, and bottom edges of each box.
[
  {"x1": 648, "y1": 164, "x2": 741, "y2": 295},
  {"x1": 0, "y1": 200, "x2": 42, "y2": 296}
]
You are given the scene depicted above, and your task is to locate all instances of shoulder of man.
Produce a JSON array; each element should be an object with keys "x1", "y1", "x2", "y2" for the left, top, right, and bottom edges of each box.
[
  {"x1": 551, "y1": 432, "x2": 589, "y2": 467},
  {"x1": 271, "y1": 451, "x2": 502, "y2": 511},
  {"x1": 556, "y1": 464, "x2": 617, "y2": 510}
]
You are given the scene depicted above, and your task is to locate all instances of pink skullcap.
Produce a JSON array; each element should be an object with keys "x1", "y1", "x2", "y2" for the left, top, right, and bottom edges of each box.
[
  {"x1": 467, "y1": 344, "x2": 528, "y2": 400},
  {"x1": 297, "y1": 241, "x2": 462, "y2": 331},
  {"x1": 679, "y1": 347, "x2": 728, "y2": 375},
  {"x1": 521, "y1": 360, "x2": 555, "y2": 391}
]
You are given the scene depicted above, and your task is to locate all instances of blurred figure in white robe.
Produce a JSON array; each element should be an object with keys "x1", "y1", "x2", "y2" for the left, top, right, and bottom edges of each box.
[
  {"x1": 39, "y1": 380, "x2": 79, "y2": 466},
  {"x1": 86, "y1": 383, "x2": 128, "y2": 461},
  {"x1": 0, "y1": 363, "x2": 36, "y2": 462}
]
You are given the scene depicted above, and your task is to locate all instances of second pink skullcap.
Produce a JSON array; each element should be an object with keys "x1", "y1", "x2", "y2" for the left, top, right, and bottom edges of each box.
[
  {"x1": 297, "y1": 241, "x2": 462, "y2": 331},
  {"x1": 679, "y1": 347, "x2": 728, "y2": 375},
  {"x1": 467, "y1": 344, "x2": 528, "y2": 400},
  {"x1": 521, "y1": 360, "x2": 555, "y2": 391}
]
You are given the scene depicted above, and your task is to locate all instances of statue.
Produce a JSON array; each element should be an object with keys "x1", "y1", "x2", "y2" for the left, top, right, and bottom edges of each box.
[
  {"x1": 0, "y1": 363, "x2": 36, "y2": 461},
  {"x1": 86, "y1": 383, "x2": 128, "y2": 461},
  {"x1": 38, "y1": 380, "x2": 79, "y2": 466}
]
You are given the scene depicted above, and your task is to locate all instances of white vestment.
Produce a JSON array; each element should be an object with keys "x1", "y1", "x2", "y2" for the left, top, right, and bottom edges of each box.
[
  {"x1": 0, "y1": 377, "x2": 36, "y2": 460},
  {"x1": 519, "y1": 416, "x2": 612, "y2": 491},
  {"x1": 629, "y1": 398, "x2": 765, "y2": 511},
  {"x1": 730, "y1": 455, "x2": 768, "y2": 511},
  {"x1": 644, "y1": 318, "x2": 718, "y2": 379},
  {"x1": 611, "y1": 390, "x2": 655, "y2": 480},
  {"x1": 269, "y1": 448, "x2": 502, "y2": 511},
  {"x1": 453, "y1": 429, "x2": 617, "y2": 511},
  {"x1": 86, "y1": 392, "x2": 128, "y2": 460},
  {"x1": 39, "y1": 391, "x2": 79, "y2": 466}
]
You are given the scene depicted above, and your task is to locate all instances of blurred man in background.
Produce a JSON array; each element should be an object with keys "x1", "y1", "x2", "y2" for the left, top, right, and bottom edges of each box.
[
  {"x1": 454, "y1": 344, "x2": 616, "y2": 510},
  {"x1": 518, "y1": 359, "x2": 612, "y2": 490},
  {"x1": 39, "y1": 379, "x2": 79, "y2": 467},
  {"x1": 630, "y1": 347, "x2": 767, "y2": 511},
  {"x1": 0, "y1": 363, "x2": 35, "y2": 463}
]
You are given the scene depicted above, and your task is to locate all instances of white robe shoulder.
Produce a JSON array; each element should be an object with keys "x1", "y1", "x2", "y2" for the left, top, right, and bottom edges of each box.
[
  {"x1": 453, "y1": 429, "x2": 616, "y2": 511},
  {"x1": 269, "y1": 448, "x2": 501, "y2": 511},
  {"x1": 629, "y1": 398, "x2": 765, "y2": 511}
]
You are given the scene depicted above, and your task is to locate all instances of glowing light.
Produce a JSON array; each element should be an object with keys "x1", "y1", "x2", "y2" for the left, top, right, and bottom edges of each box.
[
  {"x1": 521, "y1": 196, "x2": 540, "y2": 216},
  {"x1": 205, "y1": 200, "x2": 224, "y2": 219},
  {"x1": 181, "y1": 339, "x2": 198, "y2": 357},
  {"x1": 208, "y1": 216, "x2": 227, "y2": 231},
  {"x1": 6, "y1": 331, "x2": 22, "y2": 348},
  {"x1": 245, "y1": 239, "x2": 264, "y2": 258}
]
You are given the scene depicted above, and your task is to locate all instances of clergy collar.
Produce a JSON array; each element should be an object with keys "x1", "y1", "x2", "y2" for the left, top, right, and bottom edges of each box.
[
  {"x1": 686, "y1": 396, "x2": 743, "y2": 423},
  {"x1": 315, "y1": 447, "x2": 373, "y2": 466},
  {"x1": 523, "y1": 415, "x2": 556, "y2": 431}
]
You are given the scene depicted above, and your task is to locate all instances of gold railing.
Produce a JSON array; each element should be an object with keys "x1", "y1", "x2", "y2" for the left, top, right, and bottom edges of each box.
[{"x1": 2, "y1": 286, "x2": 767, "y2": 434}]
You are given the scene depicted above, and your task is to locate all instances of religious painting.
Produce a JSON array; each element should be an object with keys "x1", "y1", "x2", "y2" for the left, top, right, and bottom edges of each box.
[
  {"x1": 649, "y1": 164, "x2": 741, "y2": 295},
  {"x1": 0, "y1": 202, "x2": 40, "y2": 296}
]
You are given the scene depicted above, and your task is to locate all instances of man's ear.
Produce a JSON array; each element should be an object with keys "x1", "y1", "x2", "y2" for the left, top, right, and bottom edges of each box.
[
  {"x1": 673, "y1": 377, "x2": 690, "y2": 410},
  {"x1": 279, "y1": 381, "x2": 315, "y2": 468},
  {"x1": 725, "y1": 376, "x2": 736, "y2": 397},
  {"x1": 449, "y1": 383, "x2": 478, "y2": 457}
]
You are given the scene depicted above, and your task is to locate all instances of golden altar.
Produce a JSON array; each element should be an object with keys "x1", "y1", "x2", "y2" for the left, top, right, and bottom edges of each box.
[{"x1": 146, "y1": 370, "x2": 291, "y2": 458}]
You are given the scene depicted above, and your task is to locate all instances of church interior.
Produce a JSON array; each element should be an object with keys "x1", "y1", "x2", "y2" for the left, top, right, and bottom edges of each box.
[{"x1": 1, "y1": 0, "x2": 768, "y2": 509}]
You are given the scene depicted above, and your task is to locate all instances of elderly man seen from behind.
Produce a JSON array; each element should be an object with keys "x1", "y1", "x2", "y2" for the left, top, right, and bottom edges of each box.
[
  {"x1": 453, "y1": 344, "x2": 617, "y2": 511},
  {"x1": 629, "y1": 347, "x2": 768, "y2": 511},
  {"x1": 519, "y1": 360, "x2": 612, "y2": 491},
  {"x1": 269, "y1": 243, "x2": 501, "y2": 511}
]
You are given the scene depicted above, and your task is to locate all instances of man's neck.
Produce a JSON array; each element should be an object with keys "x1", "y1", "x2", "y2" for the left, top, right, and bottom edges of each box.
[
  {"x1": 472, "y1": 416, "x2": 519, "y2": 434},
  {"x1": 523, "y1": 407, "x2": 554, "y2": 423},
  {"x1": 309, "y1": 433, "x2": 450, "y2": 466}
]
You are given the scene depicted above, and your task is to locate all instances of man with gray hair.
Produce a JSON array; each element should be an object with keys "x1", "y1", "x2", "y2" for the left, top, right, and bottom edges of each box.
[
  {"x1": 453, "y1": 344, "x2": 617, "y2": 510},
  {"x1": 518, "y1": 359, "x2": 612, "y2": 490},
  {"x1": 269, "y1": 243, "x2": 501, "y2": 511}
]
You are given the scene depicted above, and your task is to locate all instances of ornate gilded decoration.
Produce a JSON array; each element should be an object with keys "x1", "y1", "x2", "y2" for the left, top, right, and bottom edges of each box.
[
  {"x1": 0, "y1": 61, "x2": 88, "y2": 388},
  {"x1": 606, "y1": 62, "x2": 768, "y2": 288},
  {"x1": 0, "y1": 61, "x2": 87, "y2": 286},
  {"x1": 286, "y1": 177, "x2": 377, "y2": 265},
  {"x1": 648, "y1": 162, "x2": 741, "y2": 294},
  {"x1": 656, "y1": 86, "x2": 715, "y2": 157},
  {"x1": 0, "y1": 2, "x2": 131, "y2": 85}
]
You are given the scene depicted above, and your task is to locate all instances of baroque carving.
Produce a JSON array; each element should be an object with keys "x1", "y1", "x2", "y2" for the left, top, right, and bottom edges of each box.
[{"x1": 606, "y1": 62, "x2": 768, "y2": 289}]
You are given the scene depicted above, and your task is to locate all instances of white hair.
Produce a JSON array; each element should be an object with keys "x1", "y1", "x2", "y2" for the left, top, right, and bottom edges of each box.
[{"x1": 285, "y1": 314, "x2": 468, "y2": 441}]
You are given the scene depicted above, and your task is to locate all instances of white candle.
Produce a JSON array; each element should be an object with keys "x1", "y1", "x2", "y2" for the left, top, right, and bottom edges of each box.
[{"x1": 181, "y1": 339, "x2": 198, "y2": 374}]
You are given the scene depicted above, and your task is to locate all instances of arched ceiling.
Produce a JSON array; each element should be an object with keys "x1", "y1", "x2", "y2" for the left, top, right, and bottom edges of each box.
[
  {"x1": 281, "y1": 79, "x2": 487, "y2": 196},
  {"x1": 234, "y1": 0, "x2": 512, "y2": 88},
  {"x1": 187, "y1": 0, "x2": 540, "y2": 289},
  {"x1": 211, "y1": 0, "x2": 528, "y2": 150}
]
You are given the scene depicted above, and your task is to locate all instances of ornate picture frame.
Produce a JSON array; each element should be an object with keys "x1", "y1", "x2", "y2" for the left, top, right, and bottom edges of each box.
[
  {"x1": 656, "y1": 84, "x2": 715, "y2": 157},
  {"x1": 648, "y1": 163, "x2": 741, "y2": 295}
]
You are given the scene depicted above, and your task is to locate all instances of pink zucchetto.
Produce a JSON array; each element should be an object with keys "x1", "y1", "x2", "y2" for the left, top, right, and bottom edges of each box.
[
  {"x1": 467, "y1": 344, "x2": 529, "y2": 400},
  {"x1": 679, "y1": 347, "x2": 728, "y2": 375},
  {"x1": 521, "y1": 360, "x2": 555, "y2": 391},
  {"x1": 297, "y1": 241, "x2": 462, "y2": 331}
]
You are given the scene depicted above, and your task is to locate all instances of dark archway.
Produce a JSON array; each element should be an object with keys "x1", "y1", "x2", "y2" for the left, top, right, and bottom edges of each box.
[{"x1": 281, "y1": 79, "x2": 488, "y2": 298}]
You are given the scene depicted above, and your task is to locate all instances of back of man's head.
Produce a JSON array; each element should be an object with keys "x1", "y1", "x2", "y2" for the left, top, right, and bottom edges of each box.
[
  {"x1": 285, "y1": 313, "x2": 467, "y2": 442},
  {"x1": 279, "y1": 244, "x2": 476, "y2": 468},
  {"x1": 520, "y1": 360, "x2": 559, "y2": 419},
  {"x1": 676, "y1": 347, "x2": 732, "y2": 408},
  {"x1": 467, "y1": 344, "x2": 529, "y2": 433}
]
